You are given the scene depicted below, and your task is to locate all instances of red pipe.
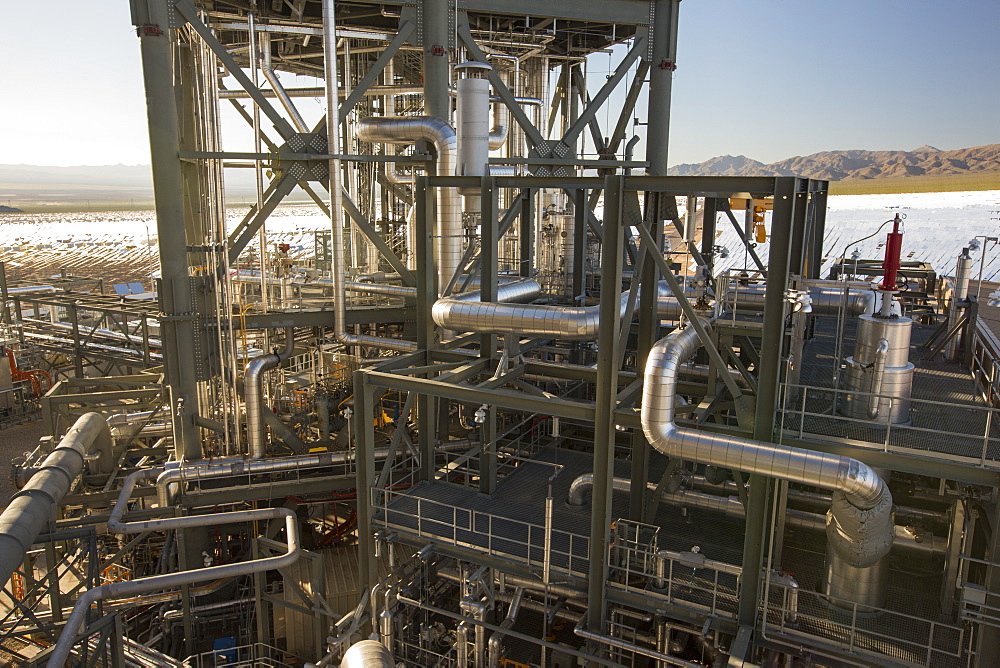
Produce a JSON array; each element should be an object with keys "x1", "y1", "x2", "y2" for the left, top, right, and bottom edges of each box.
[{"x1": 880, "y1": 214, "x2": 904, "y2": 291}]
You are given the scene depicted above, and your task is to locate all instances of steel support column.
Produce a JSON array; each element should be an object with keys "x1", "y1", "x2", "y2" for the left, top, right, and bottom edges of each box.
[
  {"x1": 586, "y1": 175, "x2": 625, "y2": 648},
  {"x1": 132, "y1": 0, "x2": 202, "y2": 460},
  {"x1": 414, "y1": 176, "x2": 438, "y2": 482},
  {"x1": 422, "y1": 0, "x2": 450, "y2": 120},
  {"x1": 736, "y1": 177, "x2": 802, "y2": 639},
  {"x1": 700, "y1": 196, "x2": 719, "y2": 275},
  {"x1": 354, "y1": 369, "x2": 379, "y2": 595},
  {"x1": 630, "y1": 192, "x2": 664, "y2": 520},
  {"x1": 644, "y1": 0, "x2": 680, "y2": 176},
  {"x1": 479, "y1": 176, "x2": 499, "y2": 495}
]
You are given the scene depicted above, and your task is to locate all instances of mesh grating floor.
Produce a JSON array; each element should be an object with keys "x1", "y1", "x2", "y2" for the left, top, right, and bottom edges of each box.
[{"x1": 789, "y1": 314, "x2": 1000, "y2": 465}]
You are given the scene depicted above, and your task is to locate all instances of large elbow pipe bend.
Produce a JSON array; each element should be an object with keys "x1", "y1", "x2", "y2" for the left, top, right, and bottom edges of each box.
[
  {"x1": 245, "y1": 329, "x2": 294, "y2": 459},
  {"x1": 640, "y1": 321, "x2": 892, "y2": 567},
  {"x1": 357, "y1": 116, "x2": 460, "y2": 293}
]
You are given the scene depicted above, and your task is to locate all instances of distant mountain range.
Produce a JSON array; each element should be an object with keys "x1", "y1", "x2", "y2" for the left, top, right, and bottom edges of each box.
[
  {"x1": 1, "y1": 144, "x2": 997, "y2": 208},
  {"x1": 669, "y1": 144, "x2": 1000, "y2": 181}
]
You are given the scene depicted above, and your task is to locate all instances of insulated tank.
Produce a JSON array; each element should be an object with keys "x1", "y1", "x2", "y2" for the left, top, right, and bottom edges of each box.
[{"x1": 841, "y1": 314, "x2": 914, "y2": 424}]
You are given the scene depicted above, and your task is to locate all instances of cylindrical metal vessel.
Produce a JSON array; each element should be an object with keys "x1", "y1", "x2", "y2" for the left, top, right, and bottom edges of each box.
[
  {"x1": 823, "y1": 544, "x2": 889, "y2": 611},
  {"x1": 455, "y1": 62, "x2": 492, "y2": 177},
  {"x1": 842, "y1": 314, "x2": 914, "y2": 424},
  {"x1": 946, "y1": 249, "x2": 974, "y2": 359},
  {"x1": 339, "y1": 639, "x2": 394, "y2": 668}
]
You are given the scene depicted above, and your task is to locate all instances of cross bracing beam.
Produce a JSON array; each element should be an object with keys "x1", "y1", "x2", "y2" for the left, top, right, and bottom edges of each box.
[
  {"x1": 561, "y1": 37, "x2": 646, "y2": 148},
  {"x1": 175, "y1": 0, "x2": 297, "y2": 140}
]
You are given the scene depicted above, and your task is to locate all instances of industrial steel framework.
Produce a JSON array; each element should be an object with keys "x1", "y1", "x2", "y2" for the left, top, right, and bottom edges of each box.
[{"x1": 1, "y1": 1, "x2": 999, "y2": 667}]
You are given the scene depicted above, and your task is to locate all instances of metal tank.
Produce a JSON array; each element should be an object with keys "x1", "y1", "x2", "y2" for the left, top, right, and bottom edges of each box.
[{"x1": 841, "y1": 313, "x2": 914, "y2": 424}]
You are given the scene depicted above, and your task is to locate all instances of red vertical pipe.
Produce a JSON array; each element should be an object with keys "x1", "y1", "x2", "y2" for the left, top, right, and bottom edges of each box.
[{"x1": 880, "y1": 214, "x2": 904, "y2": 290}]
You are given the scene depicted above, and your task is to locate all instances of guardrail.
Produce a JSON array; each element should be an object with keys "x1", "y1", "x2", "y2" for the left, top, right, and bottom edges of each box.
[
  {"x1": 969, "y1": 314, "x2": 1000, "y2": 408},
  {"x1": 777, "y1": 383, "x2": 1000, "y2": 468},
  {"x1": 373, "y1": 487, "x2": 590, "y2": 579},
  {"x1": 184, "y1": 641, "x2": 303, "y2": 667},
  {"x1": 761, "y1": 577, "x2": 971, "y2": 667}
]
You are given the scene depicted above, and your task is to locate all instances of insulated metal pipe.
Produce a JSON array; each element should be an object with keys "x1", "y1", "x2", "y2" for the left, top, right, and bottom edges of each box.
[
  {"x1": 261, "y1": 35, "x2": 309, "y2": 132},
  {"x1": 842, "y1": 314, "x2": 914, "y2": 424},
  {"x1": 641, "y1": 320, "x2": 894, "y2": 607},
  {"x1": 725, "y1": 284, "x2": 877, "y2": 316},
  {"x1": 567, "y1": 474, "x2": 944, "y2": 555},
  {"x1": 245, "y1": 328, "x2": 294, "y2": 459},
  {"x1": 487, "y1": 587, "x2": 523, "y2": 668},
  {"x1": 47, "y1": 505, "x2": 299, "y2": 667},
  {"x1": 339, "y1": 640, "x2": 394, "y2": 668},
  {"x1": 357, "y1": 116, "x2": 460, "y2": 294},
  {"x1": 642, "y1": 321, "x2": 890, "y2": 509},
  {"x1": 456, "y1": 62, "x2": 492, "y2": 178},
  {"x1": 434, "y1": 280, "x2": 696, "y2": 339},
  {"x1": 0, "y1": 413, "x2": 111, "y2": 587},
  {"x1": 347, "y1": 276, "x2": 538, "y2": 301}
]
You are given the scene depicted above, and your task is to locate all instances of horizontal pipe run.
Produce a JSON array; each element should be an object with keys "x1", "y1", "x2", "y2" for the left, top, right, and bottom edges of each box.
[
  {"x1": 434, "y1": 280, "x2": 703, "y2": 340},
  {"x1": 726, "y1": 284, "x2": 877, "y2": 316},
  {"x1": 0, "y1": 413, "x2": 111, "y2": 587},
  {"x1": 48, "y1": 499, "x2": 299, "y2": 667},
  {"x1": 566, "y1": 475, "x2": 943, "y2": 556}
]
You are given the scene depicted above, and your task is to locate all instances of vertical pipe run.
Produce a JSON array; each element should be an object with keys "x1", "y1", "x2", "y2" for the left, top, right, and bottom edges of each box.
[
  {"x1": 323, "y1": 0, "x2": 347, "y2": 341},
  {"x1": 245, "y1": 328, "x2": 294, "y2": 459}
]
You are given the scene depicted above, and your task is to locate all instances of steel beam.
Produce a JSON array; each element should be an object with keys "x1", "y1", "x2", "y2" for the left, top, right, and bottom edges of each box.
[
  {"x1": 587, "y1": 175, "x2": 625, "y2": 643},
  {"x1": 644, "y1": 0, "x2": 680, "y2": 176},
  {"x1": 737, "y1": 177, "x2": 803, "y2": 631},
  {"x1": 132, "y1": 0, "x2": 201, "y2": 461}
]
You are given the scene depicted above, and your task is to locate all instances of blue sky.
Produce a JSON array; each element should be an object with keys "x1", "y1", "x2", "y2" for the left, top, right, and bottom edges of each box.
[{"x1": 1, "y1": 0, "x2": 996, "y2": 168}]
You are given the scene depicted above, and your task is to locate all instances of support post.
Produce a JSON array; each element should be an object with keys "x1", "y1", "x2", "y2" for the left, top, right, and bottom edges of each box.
[
  {"x1": 631, "y1": 192, "x2": 663, "y2": 520},
  {"x1": 132, "y1": 0, "x2": 201, "y2": 460},
  {"x1": 480, "y1": 176, "x2": 499, "y2": 495},
  {"x1": 737, "y1": 177, "x2": 801, "y2": 635},
  {"x1": 422, "y1": 0, "x2": 450, "y2": 120},
  {"x1": 414, "y1": 176, "x2": 438, "y2": 482},
  {"x1": 586, "y1": 175, "x2": 625, "y2": 650},
  {"x1": 644, "y1": 0, "x2": 680, "y2": 176},
  {"x1": 354, "y1": 370, "x2": 378, "y2": 595}
]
